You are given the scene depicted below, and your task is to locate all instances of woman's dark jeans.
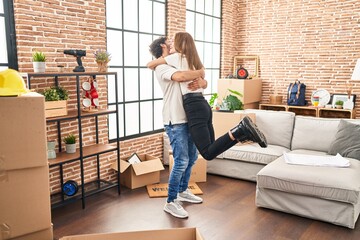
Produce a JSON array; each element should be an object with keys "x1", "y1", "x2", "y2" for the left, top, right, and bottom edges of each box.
[{"x1": 183, "y1": 94, "x2": 237, "y2": 160}]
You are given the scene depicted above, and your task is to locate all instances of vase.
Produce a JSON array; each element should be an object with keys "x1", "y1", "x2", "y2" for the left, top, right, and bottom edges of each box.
[
  {"x1": 47, "y1": 141, "x2": 56, "y2": 159},
  {"x1": 97, "y1": 61, "x2": 108, "y2": 72},
  {"x1": 65, "y1": 143, "x2": 76, "y2": 154}
]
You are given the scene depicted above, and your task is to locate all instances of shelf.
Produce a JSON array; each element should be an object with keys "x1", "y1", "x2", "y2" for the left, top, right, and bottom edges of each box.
[
  {"x1": 46, "y1": 109, "x2": 117, "y2": 122},
  {"x1": 287, "y1": 106, "x2": 317, "y2": 117},
  {"x1": 48, "y1": 143, "x2": 117, "y2": 166},
  {"x1": 27, "y1": 71, "x2": 117, "y2": 78},
  {"x1": 50, "y1": 179, "x2": 117, "y2": 209},
  {"x1": 318, "y1": 108, "x2": 355, "y2": 119},
  {"x1": 259, "y1": 103, "x2": 287, "y2": 111}
]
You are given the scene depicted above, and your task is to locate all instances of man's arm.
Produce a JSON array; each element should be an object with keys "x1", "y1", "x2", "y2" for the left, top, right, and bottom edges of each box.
[
  {"x1": 147, "y1": 57, "x2": 166, "y2": 70},
  {"x1": 171, "y1": 68, "x2": 205, "y2": 82}
]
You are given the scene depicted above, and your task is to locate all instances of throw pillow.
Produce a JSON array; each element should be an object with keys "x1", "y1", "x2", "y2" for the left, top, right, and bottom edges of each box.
[{"x1": 328, "y1": 120, "x2": 360, "y2": 160}]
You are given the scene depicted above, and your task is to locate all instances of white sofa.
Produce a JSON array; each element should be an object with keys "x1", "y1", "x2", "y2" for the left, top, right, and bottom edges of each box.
[{"x1": 207, "y1": 109, "x2": 360, "y2": 228}]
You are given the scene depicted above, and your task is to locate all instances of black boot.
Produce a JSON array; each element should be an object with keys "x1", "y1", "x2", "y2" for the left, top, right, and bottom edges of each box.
[{"x1": 230, "y1": 116, "x2": 268, "y2": 148}]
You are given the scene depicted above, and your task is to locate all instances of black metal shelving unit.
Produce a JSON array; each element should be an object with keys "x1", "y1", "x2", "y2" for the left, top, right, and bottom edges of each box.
[{"x1": 27, "y1": 72, "x2": 120, "y2": 209}]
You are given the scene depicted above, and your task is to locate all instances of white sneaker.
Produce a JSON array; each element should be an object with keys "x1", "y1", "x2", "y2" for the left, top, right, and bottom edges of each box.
[
  {"x1": 178, "y1": 189, "x2": 203, "y2": 203},
  {"x1": 164, "y1": 200, "x2": 188, "y2": 218}
]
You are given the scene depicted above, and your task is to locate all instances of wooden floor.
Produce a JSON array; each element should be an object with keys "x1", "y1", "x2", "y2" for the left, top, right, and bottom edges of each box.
[{"x1": 52, "y1": 168, "x2": 360, "y2": 240}]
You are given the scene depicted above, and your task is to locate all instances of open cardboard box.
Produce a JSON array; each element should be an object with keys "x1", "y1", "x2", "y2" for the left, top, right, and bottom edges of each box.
[
  {"x1": 60, "y1": 227, "x2": 204, "y2": 240},
  {"x1": 111, "y1": 154, "x2": 164, "y2": 189}
]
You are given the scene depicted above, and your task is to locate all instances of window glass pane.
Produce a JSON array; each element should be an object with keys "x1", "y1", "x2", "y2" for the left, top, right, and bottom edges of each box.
[
  {"x1": 204, "y1": 69, "x2": 212, "y2": 95},
  {"x1": 125, "y1": 103, "x2": 139, "y2": 135},
  {"x1": 0, "y1": 17, "x2": 7, "y2": 63},
  {"x1": 213, "y1": 18, "x2": 221, "y2": 43},
  {"x1": 139, "y1": 0, "x2": 152, "y2": 33},
  {"x1": 153, "y1": 2, "x2": 165, "y2": 35},
  {"x1": 106, "y1": 0, "x2": 122, "y2": 29},
  {"x1": 154, "y1": 100, "x2": 163, "y2": 129},
  {"x1": 203, "y1": 42, "x2": 212, "y2": 69},
  {"x1": 107, "y1": 68, "x2": 123, "y2": 103},
  {"x1": 140, "y1": 101, "x2": 153, "y2": 132},
  {"x1": 195, "y1": 41, "x2": 204, "y2": 64},
  {"x1": 212, "y1": 44, "x2": 220, "y2": 69},
  {"x1": 124, "y1": 68, "x2": 139, "y2": 101},
  {"x1": 139, "y1": 34, "x2": 153, "y2": 67},
  {"x1": 204, "y1": 16, "x2": 213, "y2": 42},
  {"x1": 205, "y1": 0, "x2": 213, "y2": 15},
  {"x1": 213, "y1": 0, "x2": 221, "y2": 17},
  {"x1": 0, "y1": 0, "x2": 3, "y2": 13},
  {"x1": 124, "y1": 32, "x2": 138, "y2": 66},
  {"x1": 109, "y1": 104, "x2": 124, "y2": 138},
  {"x1": 123, "y1": 0, "x2": 138, "y2": 31},
  {"x1": 186, "y1": 0, "x2": 195, "y2": 11},
  {"x1": 212, "y1": 69, "x2": 219, "y2": 93},
  {"x1": 195, "y1": 13, "x2": 204, "y2": 41},
  {"x1": 186, "y1": 11, "x2": 195, "y2": 37},
  {"x1": 196, "y1": 0, "x2": 204, "y2": 12},
  {"x1": 107, "y1": 30, "x2": 122, "y2": 66},
  {"x1": 140, "y1": 68, "x2": 153, "y2": 100}
]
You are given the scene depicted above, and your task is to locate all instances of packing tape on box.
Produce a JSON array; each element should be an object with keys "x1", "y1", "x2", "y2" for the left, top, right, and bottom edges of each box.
[
  {"x1": 0, "y1": 156, "x2": 8, "y2": 183},
  {"x1": 0, "y1": 223, "x2": 11, "y2": 239}
]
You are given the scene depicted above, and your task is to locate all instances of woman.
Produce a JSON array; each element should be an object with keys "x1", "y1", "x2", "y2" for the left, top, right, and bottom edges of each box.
[{"x1": 147, "y1": 32, "x2": 267, "y2": 160}]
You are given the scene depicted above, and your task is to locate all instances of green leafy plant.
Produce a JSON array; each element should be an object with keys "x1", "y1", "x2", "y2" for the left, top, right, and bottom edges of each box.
[
  {"x1": 63, "y1": 134, "x2": 76, "y2": 144},
  {"x1": 335, "y1": 100, "x2": 344, "y2": 106},
  {"x1": 42, "y1": 86, "x2": 69, "y2": 101},
  {"x1": 208, "y1": 89, "x2": 244, "y2": 111},
  {"x1": 94, "y1": 50, "x2": 111, "y2": 62},
  {"x1": 32, "y1": 51, "x2": 46, "y2": 62}
]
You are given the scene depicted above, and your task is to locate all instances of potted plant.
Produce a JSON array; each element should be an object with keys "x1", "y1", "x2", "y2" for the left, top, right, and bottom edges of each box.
[
  {"x1": 32, "y1": 51, "x2": 46, "y2": 73},
  {"x1": 63, "y1": 134, "x2": 76, "y2": 154},
  {"x1": 94, "y1": 50, "x2": 111, "y2": 72},
  {"x1": 209, "y1": 89, "x2": 244, "y2": 111},
  {"x1": 335, "y1": 100, "x2": 344, "y2": 109},
  {"x1": 41, "y1": 86, "x2": 69, "y2": 118}
]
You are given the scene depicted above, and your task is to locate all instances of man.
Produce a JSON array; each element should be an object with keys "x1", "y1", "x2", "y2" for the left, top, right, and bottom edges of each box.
[{"x1": 148, "y1": 36, "x2": 206, "y2": 218}]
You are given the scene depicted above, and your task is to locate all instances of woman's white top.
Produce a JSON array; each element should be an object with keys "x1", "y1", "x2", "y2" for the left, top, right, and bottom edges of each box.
[{"x1": 165, "y1": 53, "x2": 204, "y2": 95}]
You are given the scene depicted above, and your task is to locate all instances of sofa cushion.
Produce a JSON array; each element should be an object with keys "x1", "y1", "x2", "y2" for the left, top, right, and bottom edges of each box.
[
  {"x1": 257, "y1": 151, "x2": 360, "y2": 204},
  {"x1": 244, "y1": 109, "x2": 295, "y2": 149},
  {"x1": 217, "y1": 143, "x2": 290, "y2": 165},
  {"x1": 328, "y1": 120, "x2": 360, "y2": 160},
  {"x1": 291, "y1": 116, "x2": 341, "y2": 152}
]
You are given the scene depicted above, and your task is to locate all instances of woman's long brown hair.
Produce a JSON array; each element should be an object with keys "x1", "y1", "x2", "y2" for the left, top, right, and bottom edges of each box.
[{"x1": 173, "y1": 32, "x2": 204, "y2": 70}]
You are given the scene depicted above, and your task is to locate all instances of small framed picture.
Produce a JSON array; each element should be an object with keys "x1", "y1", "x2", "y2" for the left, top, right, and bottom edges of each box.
[
  {"x1": 331, "y1": 94, "x2": 356, "y2": 108},
  {"x1": 127, "y1": 153, "x2": 141, "y2": 164}
]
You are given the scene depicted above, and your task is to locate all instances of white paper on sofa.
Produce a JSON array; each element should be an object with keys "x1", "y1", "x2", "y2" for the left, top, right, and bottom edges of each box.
[{"x1": 283, "y1": 152, "x2": 350, "y2": 167}]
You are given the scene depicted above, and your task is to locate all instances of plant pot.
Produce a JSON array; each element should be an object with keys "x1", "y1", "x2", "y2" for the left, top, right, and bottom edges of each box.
[
  {"x1": 335, "y1": 105, "x2": 343, "y2": 109},
  {"x1": 65, "y1": 143, "x2": 76, "y2": 154},
  {"x1": 33, "y1": 62, "x2": 46, "y2": 73},
  {"x1": 96, "y1": 61, "x2": 108, "y2": 72},
  {"x1": 47, "y1": 141, "x2": 56, "y2": 159}
]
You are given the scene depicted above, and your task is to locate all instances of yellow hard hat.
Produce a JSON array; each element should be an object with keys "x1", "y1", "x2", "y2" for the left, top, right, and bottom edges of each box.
[{"x1": 0, "y1": 69, "x2": 29, "y2": 96}]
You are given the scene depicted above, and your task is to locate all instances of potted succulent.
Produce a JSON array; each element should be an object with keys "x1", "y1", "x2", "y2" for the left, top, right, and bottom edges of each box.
[
  {"x1": 63, "y1": 134, "x2": 76, "y2": 154},
  {"x1": 335, "y1": 100, "x2": 344, "y2": 109},
  {"x1": 209, "y1": 89, "x2": 244, "y2": 111},
  {"x1": 41, "y1": 86, "x2": 69, "y2": 118},
  {"x1": 94, "y1": 50, "x2": 111, "y2": 72},
  {"x1": 32, "y1": 51, "x2": 46, "y2": 73}
]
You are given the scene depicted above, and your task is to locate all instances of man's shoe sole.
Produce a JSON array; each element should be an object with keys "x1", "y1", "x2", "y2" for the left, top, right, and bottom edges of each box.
[{"x1": 243, "y1": 116, "x2": 268, "y2": 148}]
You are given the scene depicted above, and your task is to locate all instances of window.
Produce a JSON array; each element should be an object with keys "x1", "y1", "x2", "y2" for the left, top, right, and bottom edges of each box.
[
  {"x1": 0, "y1": 0, "x2": 18, "y2": 71},
  {"x1": 106, "y1": 0, "x2": 166, "y2": 140},
  {"x1": 186, "y1": 0, "x2": 221, "y2": 97}
]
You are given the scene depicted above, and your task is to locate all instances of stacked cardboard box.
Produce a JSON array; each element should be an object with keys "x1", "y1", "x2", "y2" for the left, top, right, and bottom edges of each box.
[
  {"x1": 0, "y1": 94, "x2": 53, "y2": 240},
  {"x1": 169, "y1": 154, "x2": 207, "y2": 183}
]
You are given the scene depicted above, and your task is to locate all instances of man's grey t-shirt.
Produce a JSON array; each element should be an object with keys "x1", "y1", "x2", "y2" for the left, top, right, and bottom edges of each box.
[{"x1": 155, "y1": 64, "x2": 187, "y2": 125}]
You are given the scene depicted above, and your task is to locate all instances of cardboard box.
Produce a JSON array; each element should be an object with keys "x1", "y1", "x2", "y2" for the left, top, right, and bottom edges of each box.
[
  {"x1": 169, "y1": 155, "x2": 207, "y2": 182},
  {"x1": 12, "y1": 226, "x2": 53, "y2": 240},
  {"x1": 212, "y1": 111, "x2": 256, "y2": 139},
  {"x1": 217, "y1": 78, "x2": 262, "y2": 109},
  {"x1": 0, "y1": 94, "x2": 52, "y2": 239},
  {"x1": 112, "y1": 154, "x2": 164, "y2": 189},
  {"x1": 60, "y1": 227, "x2": 203, "y2": 240}
]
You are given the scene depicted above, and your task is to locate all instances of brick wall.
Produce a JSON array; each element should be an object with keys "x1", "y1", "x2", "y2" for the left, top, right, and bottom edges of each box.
[{"x1": 12, "y1": 0, "x2": 360, "y2": 194}]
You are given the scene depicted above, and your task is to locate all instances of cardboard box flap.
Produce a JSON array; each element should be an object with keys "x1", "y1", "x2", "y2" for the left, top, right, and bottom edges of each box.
[
  {"x1": 60, "y1": 227, "x2": 203, "y2": 240},
  {"x1": 119, "y1": 160, "x2": 131, "y2": 173},
  {"x1": 132, "y1": 159, "x2": 164, "y2": 176}
]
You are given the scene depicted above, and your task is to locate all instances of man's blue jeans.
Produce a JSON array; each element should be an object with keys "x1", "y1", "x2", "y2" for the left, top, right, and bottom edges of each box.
[{"x1": 165, "y1": 123, "x2": 198, "y2": 203}]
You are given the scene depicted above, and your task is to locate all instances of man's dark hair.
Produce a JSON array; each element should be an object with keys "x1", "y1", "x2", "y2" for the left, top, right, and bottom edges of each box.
[{"x1": 149, "y1": 36, "x2": 167, "y2": 58}]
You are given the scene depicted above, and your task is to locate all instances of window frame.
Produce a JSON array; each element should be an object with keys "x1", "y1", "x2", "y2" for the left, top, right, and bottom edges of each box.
[{"x1": 1, "y1": 0, "x2": 18, "y2": 70}]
